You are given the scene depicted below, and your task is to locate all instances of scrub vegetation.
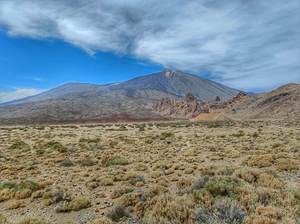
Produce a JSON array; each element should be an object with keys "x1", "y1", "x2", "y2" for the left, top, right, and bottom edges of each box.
[{"x1": 0, "y1": 120, "x2": 299, "y2": 223}]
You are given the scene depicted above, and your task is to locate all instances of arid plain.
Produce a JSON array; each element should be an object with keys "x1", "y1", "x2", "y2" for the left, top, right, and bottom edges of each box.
[{"x1": 0, "y1": 120, "x2": 299, "y2": 223}]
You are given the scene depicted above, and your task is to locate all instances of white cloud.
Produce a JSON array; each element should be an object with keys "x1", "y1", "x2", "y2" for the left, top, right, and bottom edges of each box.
[
  {"x1": 0, "y1": 0, "x2": 299, "y2": 91},
  {"x1": 0, "y1": 89, "x2": 42, "y2": 104}
]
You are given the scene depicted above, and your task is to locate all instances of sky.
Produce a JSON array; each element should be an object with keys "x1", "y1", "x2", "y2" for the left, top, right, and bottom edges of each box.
[{"x1": 0, "y1": 0, "x2": 299, "y2": 103}]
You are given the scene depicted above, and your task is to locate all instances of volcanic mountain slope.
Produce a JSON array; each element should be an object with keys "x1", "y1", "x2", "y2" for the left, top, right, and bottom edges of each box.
[
  {"x1": 225, "y1": 83, "x2": 300, "y2": 119},
  {"x1": 2, "y1": 68, "x2": 239, "y2": 106},
  {"x1": 0, "y1": 69, "x2": 239, "y2": 125},
  {"x1": 155, "y1": 83, "x2": 300, "y2": 120},
  {"x1": 189, "y1": 83, "x2": 300, "y2": 121}
]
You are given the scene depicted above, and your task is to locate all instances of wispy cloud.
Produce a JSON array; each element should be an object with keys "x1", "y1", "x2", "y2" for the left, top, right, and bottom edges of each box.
[
  {"x1": 0, "y1": 88, "x2": 42, "y2": 104},
  {"x1": 26, "y1": 76, "x2": 43, "y2": 82},
  {"x1": 0, "y1": 0, "x2": 299, "y2": 91}
]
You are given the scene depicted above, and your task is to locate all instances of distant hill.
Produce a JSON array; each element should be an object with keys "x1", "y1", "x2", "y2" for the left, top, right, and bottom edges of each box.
[
  {"x1": 0, "y1": 69, "x2": 240, "y2": 125},
  {"x1": 190, "y1": 83, "x2": 300, "y2": 121},
  {"x1": 226, "y1": 83, "x2": 300, "y2": 120}
]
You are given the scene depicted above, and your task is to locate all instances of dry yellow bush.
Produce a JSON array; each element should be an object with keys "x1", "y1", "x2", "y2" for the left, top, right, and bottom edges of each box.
[
  {"x1": 0, "y1": 213, "x2": 9, "y2": 224},
  {"x1": 110, "y1": 183, "x2": 134, "y2": 199},
  {"x1": 275, "y1": 158, "x2": 299, "y2": 171},
  {"x1": 243, "y1": 206, "x2": 292, "y2": 224},
  {"x1": 70, "y1": 196, "x2": 92, "y2": 211},
  {"x1": 134, "y1": 163, "x2": 148, "y2": 171},
  {"x1": 31, "y1": 190, "x2": 45, "y2": 201},
  {"x1": 176, "y1": 178, "x2": 191, "y2": 189},
  {"x1": 225, "y1": 146, "x2": 241, "y2": 158},
  {"x1": 15, "y1": 189, "x2": 32, "y2": 199},
  {"x1": 248, "y1": 154, "x2": 275, "y2": 168},
  {"x1": 234, "y1": 167, "x2": 261, "y2": 184},
  {"x1": 100, "y1": 178, "x2": 114, "y2": 186},
  {"x1": 184, "y1": 167, "x2": 194, "y2": 174},
  {"x1": 150, "y1": 171, "x2": 163, "y2": 179},
  {"x1": 142, "y1": 194, "x2": 195, "y2": 224},
  {"x1": 136, "y1": 181, "x2": 144, "y2": 187},
  {"x1": 257, "y1": 172, "x2": 284, "y2": 189},
  {"x1": 91, "y1": 217, "x2": 112, "y2": 224},
  {"x1": 8, "y1": 200, "x2": 25, "y2": 209},
  {"x1": 0, "y1": 188, "x2": 14, "y2": 202},
  {"x1": 115, "y1": 193, "x2": 142, "y2": 207}
]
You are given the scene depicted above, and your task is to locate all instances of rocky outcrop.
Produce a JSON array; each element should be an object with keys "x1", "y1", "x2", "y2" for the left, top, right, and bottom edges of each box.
[
  {"x1": 225, "y1": 91, "x2": 247, "y2": 108},
  {"x1": 154, "y1": 93, "x2": 207, "y2": 119}
]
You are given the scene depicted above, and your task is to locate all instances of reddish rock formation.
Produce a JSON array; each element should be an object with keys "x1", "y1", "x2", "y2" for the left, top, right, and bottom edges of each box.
[{"x1": 154, "y1": 93, "x2": 207, "y2": 119}]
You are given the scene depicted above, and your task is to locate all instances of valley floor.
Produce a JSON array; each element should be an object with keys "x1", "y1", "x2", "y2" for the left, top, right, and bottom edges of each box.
[{"x1": 0, "y1": 120, "x2": 299, "y2": 223}]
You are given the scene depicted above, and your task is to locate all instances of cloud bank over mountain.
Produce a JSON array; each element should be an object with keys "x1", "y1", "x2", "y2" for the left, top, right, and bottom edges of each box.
[
  {"x1": 0, "y1": 0, "x2": 299, "y2": 91},
  {"x1": 0, "y1": 88, "x2": 42, "y2": 103}
]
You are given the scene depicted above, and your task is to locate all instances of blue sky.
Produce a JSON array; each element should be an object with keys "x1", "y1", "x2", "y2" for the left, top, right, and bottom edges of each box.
[{"x1": 0, "y1": 0, "x2": 299, "y2": 103}]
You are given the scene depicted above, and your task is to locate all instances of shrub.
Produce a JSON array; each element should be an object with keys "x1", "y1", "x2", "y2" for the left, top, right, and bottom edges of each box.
[
  {"x1": 91, "y1": 217, "x2": 112, "y2": 224},
  {"x1": 79, "y1": 158, "x2": 95, "y2": 166},
  {"x1": 233, "y1": 167, "x2": 261, "y2": 184},
  {"x1": 275, "y1": 159, "x2": 298, "y2": 171},
  {"x1": 110, "y1": 183, "x2": 134, "y2": 199},
  {"x1": 115, "y1": 193, "x2": 141, "y2": 207},
  {"x1": 15, "y1": 189, "x2": 32, "y2": 199},
  {"x1": 134, "y1": 163, "x2": 148, "y2": 171},
  {"x1": 69, "y1": 196, "x2": 91, "y2": 211},
  {"x1": 0, "y1": 182, "x2": 16, "y2": 190},
  {"x1": 204, "y1": 176, "x2": 239, "y2": 198},
  {"x1": 43, "y1": 186, "x2": 71, "y2": 206},
  {"x1": 8, "y1": 200, "x2": 25, "y2": 209},
  {"x1": 60, "y1": 159, "x2": 74, "y2": 167},
  {"x1": 9, "y1": 140, "x2": 30, "y2": 150},
  {"x1": 160, "y1": 132, "x2": 174, "y2": 138},
  {"x1": 42, "y1": 141, "x2": 66, "y2": 153},
  {"x1": 142, "y1": 194, "x2": 195, "y2": 224},
  {"x1": 100, "y1": 178, "x2": 114, "y2": 186},
  {"x1": 248, "y1": 154, "x2": 274, "y2": 168},
  {"x1": 14, "y1": 181, "x2": 40, "y2": 193},
  {"x1": 191, "y1": 175, "x2": 210, "y2": 192},
  {"x1": 36, "y1": 149, "x2": 46, "y2": 155},
  {"x1": 129, "y1": 175, "x2": 146, "y2": 186},
  {"x1": 0, "y1": 188, "x2": 15, "y2": 202},
  {"x1": 243, "y1": 206, "x2": 284, "y2": 224},
  {"x1": 195, "y1": 198, "x2": 247, "y2": 224},
  {"x1": 108, "y1": 205, "x2": 128, "y2": 222},
  {"x1": 0, "y1": 213, "x2": 9, "y2": 224},
  {"x1": 18, "y1": 218, "x2": 49, "y2": 224},
  {"x1": 107, "y1": 157, "x2": 128, "y2": 166}
]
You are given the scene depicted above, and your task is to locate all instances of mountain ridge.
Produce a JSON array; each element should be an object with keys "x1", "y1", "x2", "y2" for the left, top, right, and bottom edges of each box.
[
  {"x1": 1, "y1": 69, "x2": 239, "y2": 107},
  {"x1": 3, "y1": 69, "x2": 296, "y2": 125}
]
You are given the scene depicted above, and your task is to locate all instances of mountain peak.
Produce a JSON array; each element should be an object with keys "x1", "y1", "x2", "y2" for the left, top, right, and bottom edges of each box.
[{"x1": 163, "y1": 68, "x2": 174, "y2": 77}]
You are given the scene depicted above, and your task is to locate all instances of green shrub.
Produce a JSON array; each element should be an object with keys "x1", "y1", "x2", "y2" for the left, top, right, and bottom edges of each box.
[
  {"x1": 204, "y1": 176, "x2": 239, "y2": 198},
  {"x1": 42, "y1": 141, "x2": 66, "y2": 153},
  {"x1": 107, "y1": 157, "x2": 128, "y2": 166},
  {"x1": 0, "y1": 182, "x2": 16, "y2": 190},
  {"x1": 36, "y1": 149, "x2": 46, "y2": 155},
  {"x1": 14, "y1": 181, "x2": 40, "y2": 193},
  {"x1": 160, "y1": 132, "x2": 174, "y2": 138},
  {"x1": 9, "y1": 140, "x2": 30, "y2": 150}
]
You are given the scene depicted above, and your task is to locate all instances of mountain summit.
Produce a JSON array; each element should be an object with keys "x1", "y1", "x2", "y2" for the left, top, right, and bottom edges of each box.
[{"x1": 0, "y1": 69, "x2": 240, "y2": 125}]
